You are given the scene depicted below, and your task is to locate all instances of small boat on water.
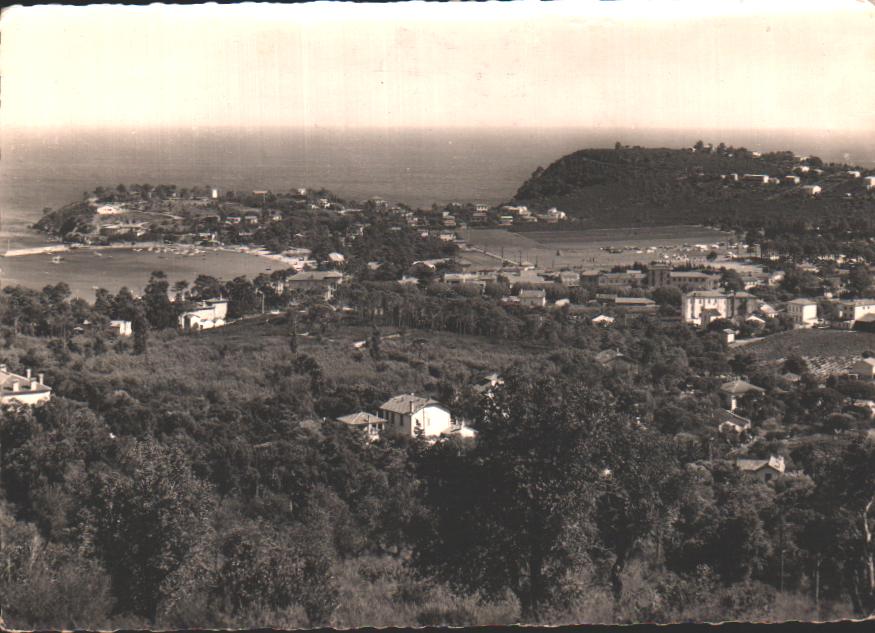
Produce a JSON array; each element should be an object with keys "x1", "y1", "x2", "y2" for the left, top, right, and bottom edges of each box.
[{"x1": 51, "y1": 255, "x2": 63, "y2": 264}]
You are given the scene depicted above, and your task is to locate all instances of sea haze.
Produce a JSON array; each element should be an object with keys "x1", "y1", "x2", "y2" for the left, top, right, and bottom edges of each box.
[{"x1": 2, "y1": 125, "x2": 873, "y2": 248}]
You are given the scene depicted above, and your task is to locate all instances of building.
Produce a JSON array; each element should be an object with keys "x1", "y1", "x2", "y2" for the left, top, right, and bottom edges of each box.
[
  {"x1": 598, "y1": 270, "x2": 645, "y2": 290},
  {"x1": 715, "y1": 408, "x2": 752, "y2": 436},
  {"x1": 722, "y1": 328, "x2": 736, "y2": 344},
  {"x1": 839, "y1": 299, "x2": 875, "y2": 323},
  {"x1": 613, "y1": 297, "x2": 657, "y2": 311},
  {"x1": 648, "y1": 263, "x2": 720, "y2": 291},
  {"x1": 518, "y1": 288, "x2": 547, "y2": 307},
  {"x1": 558, "y1": 271, "x2": 580, "y2": 287},
  {"x1": 787, "y1": 298, "x2": 818, "y2": 328},
  {"x1": 783, "y1": 175, "x2": 801, "y2": 185},
  {"x1": 378, "y1": 394, "x2": 453, "y2": 438},
  {"x1": 682, "y1": 290, "x2": 758, "y2": 326},
  {"x1": 849, "y1": 358, "x2": 875, "y2": 380},
  {"x1": 865, "y1": 176, "x2": 875, "y2": 191},
  {"x1": 848, "y1": 171, "x2": 862, "y2": 179},
  {"x1": 801, "y1": 185, "x2": 822, "y2": 196},
  {"x1": 284, "y1": 270, "x2": 344, "y2": 300},
  {"x1": 592, "y1": 314, "x2": 615, "y2": 326},
  {"x1": 0, "y1": 365, "x2": 51, "y2": 407},
  {"x1": 742, "y1": 174, "x2": 770, "y2": 184},
  {"x1": 108, "y1": 320, "x2": 132, "y2": 337},
  {"x1": 337, "y1": 411, "x2": 385, "y2": 441},
  {"x1": 720, "y1": 379, "x2": 765, "y2": 411},
  {"x1": 736, "y1": 456, "x2": 785, "y2": 483},
  {"x1": 178, "y1": 299, "x2": 228, "y2": 333}
]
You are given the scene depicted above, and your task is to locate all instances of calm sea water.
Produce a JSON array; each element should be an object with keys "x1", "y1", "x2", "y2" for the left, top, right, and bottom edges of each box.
[{"x1": 1, "y1": 126, "x2": 872, "y2": 297}]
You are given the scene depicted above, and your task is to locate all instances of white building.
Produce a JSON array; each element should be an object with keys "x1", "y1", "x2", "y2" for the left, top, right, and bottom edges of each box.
[
  {"x1": 742, "y1": 174, "x2": 770, "y2": 184},
  {"x1": 840, "y1": 300, "x2": 875, "y2": 323},
  {"x1": 178, "y1": 299, "x2": 229, "y2": 333},
  {"x1": 378, "y1": 394, "x2": 453, "y2": 438},
  {"x1": 681, "y1": 290, "x2": 758, "y2": 326},
  {"x1": 518, "y1": 288, "x2": 547, "y2": 307},
  {"x1": 848, "y1": 171, "x2": 861, "y2": 179},
  {"x1": 787, "y1": 298, "x2": 818, "y2": 327},
  {"x1": 865, "y1": 176, "x2": 875, "y2": 191},
  {"x1": 801, "y1": 185, "x2": 822, "y2": 196},
  {"x1": 0, "y1": 365, "x2": 51, "y2": 407},
  {"x1": 108, "y1": 320, "x2": 133, "y2": 337}
]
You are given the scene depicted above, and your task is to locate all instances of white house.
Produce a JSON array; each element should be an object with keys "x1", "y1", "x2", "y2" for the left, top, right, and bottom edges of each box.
[
  {"x1": 0, "y1": 365, "x2": 51, "y2": 407},
  {"x1": 592, "y1": 314, "x2": 615, "y2": 326},
  {"x1": 742, "y1": 174, "x2": 770, "y2": 184},
  {"x1": 178, "y1": 299, "x2": 229, "y2": 333},
  {"x1": 783, "y1": 175, "x2": 801, "y2": 185},
  {"x1": 378, "y1": 394, "x2": 453, "y2": 438},
  {"x1": 801, "y1": 185, "x2": 822, "y2": 196},
  {"x1": 787, "y1": 298, "x2": 818, "y2": 327},
  {"x1": 337, "y1": 411, "x2": 385, "y2": 441},
  {"x1": 284, "y1": 270, "x2": 344, "y2": 300},
  {"x1": 865, "y1": 176, "x2": 875, "y2": 191},
  {"x1": 840, "y1": 300, "x2": 875, "y2": 323},
  {"x1": 849, "y1": 358, "x2": 875, "y2": 380},
  {"x1": 681, "y1": 290, "x2": 758, "y2": 326},
  {"x1": 715, "y1": 408, "x2": 752, "y2": 436},
  {"x1": 736, "y1": 455, "x2": 785, "y2": 483},
  {"x1": 722, "y1": 328, "x2": 736, "y2": 344},
  {"x1": 108, "y1": 320, "x2": 133, "y2": 337},
  {"x1": 848, "y1": 171, "x2": 861, "y2": 179},
  {"x1": 518, "y1": 288, "x2": 547, "y2": 307}
]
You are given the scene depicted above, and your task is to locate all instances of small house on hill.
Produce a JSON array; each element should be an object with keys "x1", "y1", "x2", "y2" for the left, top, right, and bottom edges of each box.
[
  {"x1": 736, "y1": 455, "x2": 785, "y2": 483},
  {"x1": 719, "y1": 379, "x2": 765, "y2": 411},
  {"x1": 714, "y1": 408, "x2": 752, "y2": 436},
  {"x1": 378, "y1": 394, "x2": 452, "y2": 438},
  {"x1": 518, "y1": 288, "x2": 547, "y2": 307},
  {"x1": 848, "y1": 357, "x2": 875, "y2": 380},
  {"x1": 337, "y1": 411, "x2": 385, "y2": 441},
  {"x1": 178, "y1": 299, "x2": 228, "y2": 333}
]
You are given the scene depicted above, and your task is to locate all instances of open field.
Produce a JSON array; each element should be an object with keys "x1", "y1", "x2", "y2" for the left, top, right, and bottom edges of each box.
[
  {"x1": 461, "y1": 225, "x2": 738, "y2": 270},
  {"x1": 743, "y1": 329, "x2": 875, "y2": 376}
]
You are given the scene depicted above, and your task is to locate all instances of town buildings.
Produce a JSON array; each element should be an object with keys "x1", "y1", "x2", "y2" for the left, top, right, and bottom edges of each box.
[
  {"x1": 648, "y1": 263, "x2": 720, "y2": 290},
  {"x1": 518, "y1": 288, "x2": 547, "y2": 307}
]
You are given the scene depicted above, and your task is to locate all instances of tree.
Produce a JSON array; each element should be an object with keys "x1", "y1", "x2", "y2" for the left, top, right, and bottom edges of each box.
[
  {"x1": 410, "y1": 365, "x2": 619, "y2": 621},
  {"x1": 850, "y1": 265, "x2": 872, "y2": 296},
  {"x1": 144, "y1": 271, "x2": 177, "y2": 329},
  {"x1": 225, "y1": 276, "x2": 257, "y2": 319},
  {"x1": 369, "y1": 327, "x2": 382, "y2": 362},
  {"x1": 287, "y1": 308, "x2": 298, "y2": 354},
  {"x1": 82, "y1": 440, "x2": 214, "y2": 623},
  {"x1": 132, "y1": 305, "x2": 149, "y2": 356}
]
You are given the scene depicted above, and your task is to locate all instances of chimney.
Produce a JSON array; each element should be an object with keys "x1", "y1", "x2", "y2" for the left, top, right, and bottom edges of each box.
[
  {"x1": 12, "y1": 381, "x2": 19, "y2": 392},
  {"x1": 30, "y1": 380, "x2": 37, "y2": 390},
  {"x1": 26, "y1": 368, "x2": 32, "y2": 379},
  {"x1": 38, "y1": 373, "x2": 44, "y2": 385}
]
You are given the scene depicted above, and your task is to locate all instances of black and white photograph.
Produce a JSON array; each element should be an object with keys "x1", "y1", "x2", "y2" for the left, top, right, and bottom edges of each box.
[{"x1": 0, "y1": 0, "x2": 874, "y2": 628}]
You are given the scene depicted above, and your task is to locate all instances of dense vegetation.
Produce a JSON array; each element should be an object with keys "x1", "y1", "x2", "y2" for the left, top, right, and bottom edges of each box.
[
  {"x1": 2, "y1": 271, "x2": 875, "y2": 627},
  {"x1": 513, "y1": 143, "x2": 875, "y2": 231}
]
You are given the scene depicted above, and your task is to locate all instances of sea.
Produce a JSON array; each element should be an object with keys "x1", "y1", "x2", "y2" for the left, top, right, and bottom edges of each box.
[{"x1": 1, "y1": 126, "x2": 873, "y2": 298}]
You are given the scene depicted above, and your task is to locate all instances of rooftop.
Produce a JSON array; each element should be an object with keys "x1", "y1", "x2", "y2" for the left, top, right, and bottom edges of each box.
[
  {"x1": 379, "y1": 394, "x2": 444, "y2": 415},
  {"x1": 337, "y1": 411, "x2": 384, "y2": 426},
  {"x1": 720, "y1": 379, "x2": 766, "y2": 395}
]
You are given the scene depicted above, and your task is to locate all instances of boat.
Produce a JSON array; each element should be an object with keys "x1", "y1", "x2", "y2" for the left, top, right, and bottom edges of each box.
[{"x1": 51, "y1": 255, "x2": 63, "y2": 264}]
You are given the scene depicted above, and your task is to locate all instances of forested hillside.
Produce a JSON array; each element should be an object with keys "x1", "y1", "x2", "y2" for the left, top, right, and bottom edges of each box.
[{"x1": 512, "y1": 143, "x2": 875, "y2": 228}]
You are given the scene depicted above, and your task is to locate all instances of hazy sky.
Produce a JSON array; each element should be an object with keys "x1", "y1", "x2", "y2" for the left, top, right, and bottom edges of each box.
[{"x1": 1, "y1": 1, "x2": 873, "y2": 132}]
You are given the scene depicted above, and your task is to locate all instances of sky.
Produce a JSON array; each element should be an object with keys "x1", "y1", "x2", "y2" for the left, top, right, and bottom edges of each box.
[{"x1": 1, "y1": 0, "x2": 874, "y2": 133}]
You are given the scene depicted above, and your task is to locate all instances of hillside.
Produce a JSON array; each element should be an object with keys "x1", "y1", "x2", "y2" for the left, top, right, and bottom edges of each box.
[{"x1": 511, "y1": 145, "x2": 875, "y2": 229}]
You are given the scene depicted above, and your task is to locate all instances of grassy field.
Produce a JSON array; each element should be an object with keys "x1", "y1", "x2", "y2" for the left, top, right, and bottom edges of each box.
[
  {"x1": 743, "y1": 329, "x2": 875, "y2": 376},
  {"x1": 461, "y1": 226, "x2": 737, "y2": 270}
]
